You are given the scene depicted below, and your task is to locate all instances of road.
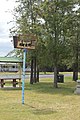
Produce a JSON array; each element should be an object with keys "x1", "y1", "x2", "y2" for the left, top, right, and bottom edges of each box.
[
  {"x1": 25, "y1": 73, "x2": 73, "y2": 79},
  {"x1": 0, "y1": 73, "x2": 73, "y2": 79}
]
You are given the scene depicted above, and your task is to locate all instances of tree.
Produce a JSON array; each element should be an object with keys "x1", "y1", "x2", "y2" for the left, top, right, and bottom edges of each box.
[
  {"x1": 11, "y1": 0, "x2": 80, "y2": 88},
  {"x1": 34, "y1": 0, "x2": 75, "y2": 87},
  {"x1": 66, "y1": 3, "x2": 80, "y2": 81}
]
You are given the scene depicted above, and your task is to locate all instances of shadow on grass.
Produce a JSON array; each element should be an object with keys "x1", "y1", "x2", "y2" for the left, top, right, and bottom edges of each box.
[
  {"x1": 32, "y1": 108, "x2": 57, "y2": 115},
  {"x1": 0, "y1": 87, "x2": 22, "y2": 91},
  {"x1": 25, "y1": 81, "x2": 76, "y2": 96},
  {"x1": 24, "y1": 103, "x2": 57, "y2": 115},
  {"x1": 0, "y1": 80, "x2": 76, "y2": 95}
]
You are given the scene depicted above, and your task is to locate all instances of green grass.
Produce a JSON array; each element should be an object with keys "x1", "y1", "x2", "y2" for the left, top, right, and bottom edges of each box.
[{"x1": 0, "y1": 75, "x2": 80, "y2": 120}]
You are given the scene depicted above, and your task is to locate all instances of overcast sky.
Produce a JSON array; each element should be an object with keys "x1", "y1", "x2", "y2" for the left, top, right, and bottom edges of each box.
[{"x1": 0, "y1": 0, "x2": 16, "y2": 56}]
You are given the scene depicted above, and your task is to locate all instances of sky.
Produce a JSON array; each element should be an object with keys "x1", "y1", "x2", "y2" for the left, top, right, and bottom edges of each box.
[{"x1": 0, "y1": 0, "x2": 16, "y2": 57}]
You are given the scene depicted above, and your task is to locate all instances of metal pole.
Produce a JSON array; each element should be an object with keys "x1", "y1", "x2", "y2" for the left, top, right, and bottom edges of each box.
[{"x1": 22, "y1": 48, "x2": 27, "y2": 104}]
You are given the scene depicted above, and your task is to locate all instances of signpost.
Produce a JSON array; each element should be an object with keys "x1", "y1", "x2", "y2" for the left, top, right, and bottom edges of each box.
[
  {"x1": 13, "y1": 34, "x2": 36, "y2": 49},
  {"x1": 22, "y1": 48, "x2": 27, "y2": 104},
  {"x1": 13, "y1": 34, "x2": 37, "y2": 104}
]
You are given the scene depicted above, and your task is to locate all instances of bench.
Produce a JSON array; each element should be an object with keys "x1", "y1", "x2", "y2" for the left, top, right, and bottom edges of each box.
[{"x1": 0, "y1": 77, "x2": 21, "y2": 88}]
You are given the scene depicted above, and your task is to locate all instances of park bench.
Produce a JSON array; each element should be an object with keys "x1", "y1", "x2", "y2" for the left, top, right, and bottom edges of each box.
[{"x1": 0, "y1": 77, "x2": 21, "y2": 88}]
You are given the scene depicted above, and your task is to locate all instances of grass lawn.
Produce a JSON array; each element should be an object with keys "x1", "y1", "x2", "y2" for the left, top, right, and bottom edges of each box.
[{"x1": 0, "y1": 74, "x2": 80, "y2": 120}]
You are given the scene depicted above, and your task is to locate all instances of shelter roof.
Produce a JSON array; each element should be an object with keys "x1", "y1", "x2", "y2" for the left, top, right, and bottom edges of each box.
[{"x1": 0, "y1": 57, "x2": 22, "y2": 63}]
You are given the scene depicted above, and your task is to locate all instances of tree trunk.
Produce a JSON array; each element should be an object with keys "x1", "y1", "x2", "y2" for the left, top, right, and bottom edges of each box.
[
  {"x1": 73, "y1": 63, "x2": 78, "y2": 81},
  {"x1": 37, "y1": 66, "x2": 39, "y2": 82},
  {"x1": 73, "y1": 33, "x2": 79, "y2": 81},
  {"x1": 30, "y1": 59, "x2": 34, "y2": 84},
  {"x1": 54, "y1": 65, "x2": 58, "y2": 88},
  {"x1": 33, "y1": 57, "x2": 37, "y2": 83},
  {"x1": 73, "y1": 71, "x2": 78, "y2": 81}
]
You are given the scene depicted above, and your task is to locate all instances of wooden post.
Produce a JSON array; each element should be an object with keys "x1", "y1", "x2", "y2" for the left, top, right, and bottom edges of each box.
[
  {"x1": 19, "y1": 79, "x2": 21, "y2": 87},
  {"x1": 1, "y1": 79, "x2": 4, "y2": 88},
  {"x1": 13, "y1": 79, "x2": 16, "y2": 87}
]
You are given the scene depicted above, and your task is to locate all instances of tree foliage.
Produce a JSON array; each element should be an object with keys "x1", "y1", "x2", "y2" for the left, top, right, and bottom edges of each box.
[{"x1": 11, "y1": 0, "x2": 80, "y2": 87}]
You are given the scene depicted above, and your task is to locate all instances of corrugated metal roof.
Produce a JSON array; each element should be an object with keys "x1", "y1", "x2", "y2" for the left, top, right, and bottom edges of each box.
[{"x1": 0, "y1": 57, "x2": 22, "y2": 63}]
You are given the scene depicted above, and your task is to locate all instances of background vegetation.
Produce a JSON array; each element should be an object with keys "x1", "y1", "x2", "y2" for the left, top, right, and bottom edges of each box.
[{"x1": 9, "y1": 0, "x2": 80, "y2": 87}]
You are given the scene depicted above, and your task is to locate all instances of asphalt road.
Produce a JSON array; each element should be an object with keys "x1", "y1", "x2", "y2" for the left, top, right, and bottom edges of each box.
[{"x1": 0, "y1": 73, "x2": 72, "y2": 79}]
